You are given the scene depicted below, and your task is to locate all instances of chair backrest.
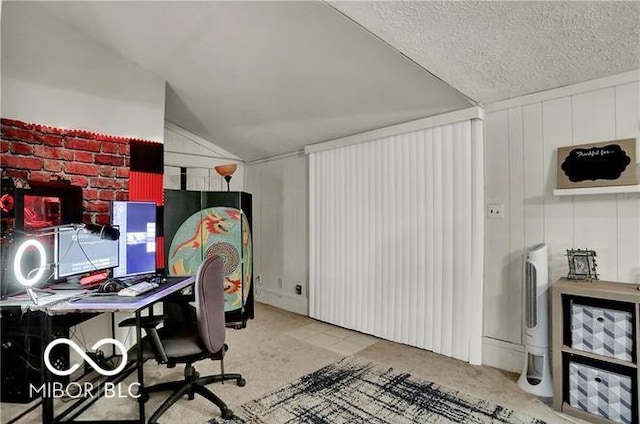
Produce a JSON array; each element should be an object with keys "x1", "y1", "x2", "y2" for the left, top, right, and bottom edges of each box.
[{"x1": 194, "y1": 255, "x2": 226, "y2": 354}]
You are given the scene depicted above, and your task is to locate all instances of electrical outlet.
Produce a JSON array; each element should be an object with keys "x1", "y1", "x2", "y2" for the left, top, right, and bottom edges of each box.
[
  {"x1": 486, "y1": 204, "x2": 504, "y2": 219},
  {"x1": 295, "y1": 284, "x2": 302, "y2": 295},
  {"x1": 256, "y1": 275, "x2": 261, "y2": 285}
]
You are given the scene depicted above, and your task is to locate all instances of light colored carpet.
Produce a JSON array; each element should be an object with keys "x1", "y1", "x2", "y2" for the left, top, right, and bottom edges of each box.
[{"x1": 0, "y1": 302, "x2": 577, "y2": 424}]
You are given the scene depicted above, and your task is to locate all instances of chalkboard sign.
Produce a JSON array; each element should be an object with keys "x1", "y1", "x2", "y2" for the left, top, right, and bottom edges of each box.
[{"x1": 557, "y1": 138, "x2": 637, "y2": 189}]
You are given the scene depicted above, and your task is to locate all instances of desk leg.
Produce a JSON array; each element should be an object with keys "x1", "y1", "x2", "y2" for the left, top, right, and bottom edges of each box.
[
  {"x1": 41, "y1": 313, "x2": 54, "y2": 424},
  {"x1": 111, "y1": 312, "x2": 116, "y2": 357},
  {"x1": 136, "y1": 311, "x2": 145, "y2": 424}
]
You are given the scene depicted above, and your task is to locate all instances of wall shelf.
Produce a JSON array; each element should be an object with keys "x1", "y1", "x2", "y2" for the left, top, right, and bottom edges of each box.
[{"x1": 553, "y1": 184, "x2": 640, "y2": 196}]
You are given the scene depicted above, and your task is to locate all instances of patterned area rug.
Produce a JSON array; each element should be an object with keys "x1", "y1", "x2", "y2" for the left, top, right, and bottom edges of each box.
[{"x1": 210, "y1": 358, "x2": 546, "y2": 424}]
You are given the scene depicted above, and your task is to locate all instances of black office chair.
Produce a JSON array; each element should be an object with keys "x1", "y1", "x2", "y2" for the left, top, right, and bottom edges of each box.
[{"x1": 120, "y1": 255, "x2": 245, "y2": 423}]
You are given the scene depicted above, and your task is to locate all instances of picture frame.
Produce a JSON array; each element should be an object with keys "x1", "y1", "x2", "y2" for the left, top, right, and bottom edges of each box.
[{"x1": 566, "y1": 249, "x2": 599, "y2": 281}]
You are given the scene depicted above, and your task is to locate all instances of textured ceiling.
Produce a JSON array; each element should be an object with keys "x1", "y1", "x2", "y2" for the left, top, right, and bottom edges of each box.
[{"x1": 330, "y1": 1, "x2": 640, "y2": 104}]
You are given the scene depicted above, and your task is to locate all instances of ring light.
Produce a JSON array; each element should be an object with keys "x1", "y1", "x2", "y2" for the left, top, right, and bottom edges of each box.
[
  {"x1": 13, "y1": 238, "x2": 47, "y2": 287},
  {"x1": 10, "y1": 223, "x2": 119, "y2": 305}
]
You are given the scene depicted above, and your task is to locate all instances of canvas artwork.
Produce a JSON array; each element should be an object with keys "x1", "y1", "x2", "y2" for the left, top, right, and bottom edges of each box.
[
  {"x1": 168, "y1": 206, "x2": 252, "y2": 312},
  {"x1": 163, "y1": 189, "x2": 254, "y2": 327}
]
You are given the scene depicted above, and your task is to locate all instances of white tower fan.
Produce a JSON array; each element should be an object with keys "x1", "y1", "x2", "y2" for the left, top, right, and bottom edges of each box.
[{"x1": 517, "y1": 243, "x2": 553, "y2": 397}]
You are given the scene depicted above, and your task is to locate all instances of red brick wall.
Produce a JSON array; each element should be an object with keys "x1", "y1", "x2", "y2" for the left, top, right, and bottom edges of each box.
[{"x1": 1, "y1": 118, "x2": 131, "y2": 225}]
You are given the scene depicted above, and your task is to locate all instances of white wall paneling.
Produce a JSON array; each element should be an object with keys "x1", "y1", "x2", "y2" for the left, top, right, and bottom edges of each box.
[
  {"x1": 522, "y1": 103, "x2": 546, "y2": 253},
  {"x1": 164, "y1": 166, "x2": 182, "y2": 191},
  {"x1": 309, "y1": 120, "x2": 484, "y2": 364},
  {"x1": 571, "y1": 89, "x2": 618, "y2": 281},
  {"x1": 542, "y1": 97, "x2": 575, "y2": 284},
  {"x1": 164, "y1": 122, "x2": 245, "y2": 191},
  {"x1": 484, "y1": 109, "x2": 516, "y2": 343},
  {"x1": 482, "y1": 75, "x2": 640, "y2": 370},
  {"x1": 246, "y1": 153, "x2": 308, "y2": 315}
]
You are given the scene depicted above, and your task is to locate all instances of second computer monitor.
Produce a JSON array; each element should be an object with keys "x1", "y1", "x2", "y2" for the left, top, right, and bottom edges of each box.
[{"x1": 112, "y1": 201, "x2": 157, "y2": 278}]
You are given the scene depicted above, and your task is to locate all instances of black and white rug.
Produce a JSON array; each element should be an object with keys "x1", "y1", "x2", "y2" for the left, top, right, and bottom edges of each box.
[{"x1": 211, "y1": 358, "x2": 546, "y2": 424}]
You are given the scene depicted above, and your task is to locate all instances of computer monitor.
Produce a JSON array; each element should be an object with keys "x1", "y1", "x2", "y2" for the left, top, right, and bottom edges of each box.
[
  {"x1": 55, "y1": 228, "x2": 119, "y2": 279},
  {"x1": 111, "y1": 201, "x2": 157, "y2": 278}
]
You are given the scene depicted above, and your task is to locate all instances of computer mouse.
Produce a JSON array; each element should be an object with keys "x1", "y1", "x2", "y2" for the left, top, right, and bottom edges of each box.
[
  {"x1": 98, "y1": 280, "x2": 123, "y2": 293},
  {"x1": 152, "y1": 276, "x2": 167, "y2": 284}
]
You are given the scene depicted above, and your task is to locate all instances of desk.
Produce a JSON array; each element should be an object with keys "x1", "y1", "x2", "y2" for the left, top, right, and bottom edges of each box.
[{"x1": 0, "y1": 276, "x2": 194, "y2": 424}]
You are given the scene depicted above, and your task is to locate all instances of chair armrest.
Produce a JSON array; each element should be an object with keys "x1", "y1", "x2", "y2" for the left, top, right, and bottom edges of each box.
[
  {"x1": 119, "y1": 315, "x2": 170, "y2": 364},
  {"x1": 146, "y1": 327, "x2": 169, "y2": 363},
  {"x1": 118, "y1": 315, "x2": 167, "y2": 328}
]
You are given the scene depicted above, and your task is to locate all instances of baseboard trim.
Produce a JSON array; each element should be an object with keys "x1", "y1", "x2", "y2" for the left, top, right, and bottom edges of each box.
[
  {"x1": 256, "y1": 287, "x2": 308, "y2": 316},
  {"x1": 482, "y1": 337, "x2": 525, "y2": 373}
]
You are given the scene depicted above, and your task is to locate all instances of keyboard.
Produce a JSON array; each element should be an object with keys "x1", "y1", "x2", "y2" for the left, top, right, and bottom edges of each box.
[{"x1": 118, "y1": 281, "x2": 159, "y2": 297}]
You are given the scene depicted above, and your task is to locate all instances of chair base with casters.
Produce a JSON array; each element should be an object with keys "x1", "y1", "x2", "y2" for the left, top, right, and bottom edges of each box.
[
  {"x1": 120, "y1": 317, "x2": 246, "y2": 423},
  {"x1": 141, "y1": 354, "x2": 246, "y2": 423}
]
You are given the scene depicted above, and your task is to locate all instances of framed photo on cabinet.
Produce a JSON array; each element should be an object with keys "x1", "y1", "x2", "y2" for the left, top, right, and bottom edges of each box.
[{"x1": 566, "y1": 249, "x2": 598, "y2": 281}]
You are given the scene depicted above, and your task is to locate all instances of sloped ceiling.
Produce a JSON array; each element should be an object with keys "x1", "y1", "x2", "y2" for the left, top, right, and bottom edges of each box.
[
  {"x1": 5, "y1": 1, "x2": 640, "y2": 161},
  {"x1": 29, "y1": 1, "x2": 472, "y2": 161},
  {"x1": 330, "y1": 1, "x2": 640, "y2": 104}
]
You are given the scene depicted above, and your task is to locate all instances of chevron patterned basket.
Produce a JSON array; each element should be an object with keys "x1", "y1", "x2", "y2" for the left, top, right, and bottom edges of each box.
[
  {"x1": 568, "y1": 361, "x2": 632, "y2": 424},
  {"x1": 571, "y1": 303, "x2": 633, "y2": 361}
]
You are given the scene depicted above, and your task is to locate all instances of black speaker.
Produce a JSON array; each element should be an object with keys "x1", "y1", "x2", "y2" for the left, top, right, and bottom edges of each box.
[{"x1": 0, "y1": 309, "x2": 69, "y2": 403}]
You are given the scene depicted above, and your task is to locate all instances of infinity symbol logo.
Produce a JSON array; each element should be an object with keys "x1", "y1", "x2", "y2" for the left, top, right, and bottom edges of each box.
[{"x1": 44, "y1": 338, "x2": 128, "y2": 377}]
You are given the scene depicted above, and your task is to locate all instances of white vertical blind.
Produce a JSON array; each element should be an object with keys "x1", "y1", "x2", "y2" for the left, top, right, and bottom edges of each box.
[{"x1": 309, "y1": 119, "x2": 484, "y2": 364}]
